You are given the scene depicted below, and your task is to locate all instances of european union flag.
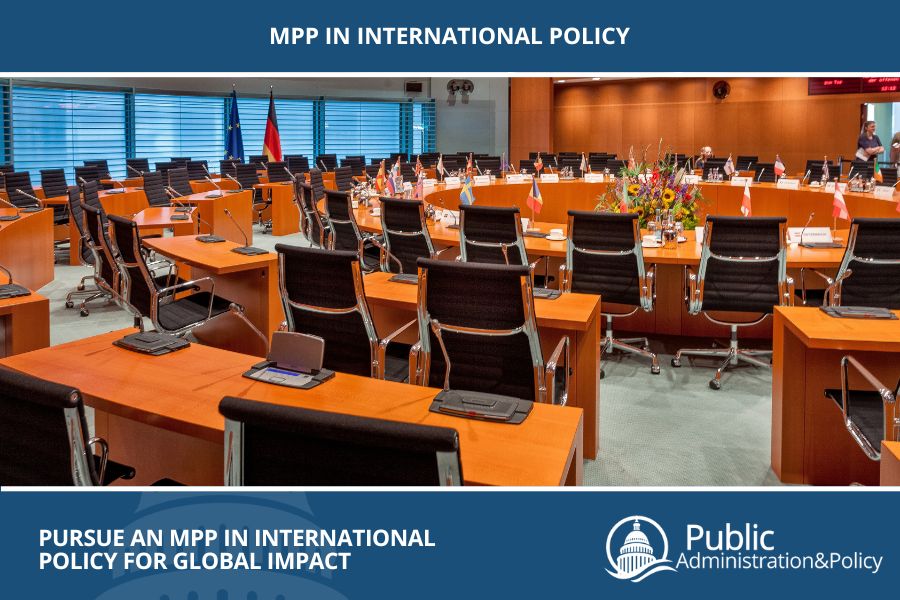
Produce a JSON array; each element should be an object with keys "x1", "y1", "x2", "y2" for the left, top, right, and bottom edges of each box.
[{"x1": 225, "y1": 89, "x2": 244, "y2": 161}]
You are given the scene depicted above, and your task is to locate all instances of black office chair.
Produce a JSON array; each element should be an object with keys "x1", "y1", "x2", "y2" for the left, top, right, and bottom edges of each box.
[
  {"x1": 141, "y1": 172, "x2": 170, "y2": 207},
  {"x1": 334, "y1": 166, "x2": 354, "y2": 192},
  {"x1": 285, "y1": 155, "x2": 309, "y2": 174},
  {"x1": 3, "y1": 172, "x2": 41, "y2": 209},
  {"x1": 701, "y1": 158, "x2": 729, "y2": 180},
  {"x1": 185, "y1": 160, "x2": 209, "y2": 181},
  {"x1": 219, "y1": 398, "x2": 462, "y2": 486},
  {"x1": 106, "y1": 214, "x2": 262, "y2": 342},
  {"x1": 248, "y1": 155, "x2": 268, "y2": 169},
  {"x1": 881, "y1": 167, "x2": 899, "y2": 188},
  {"x1": 125, "y1": 158, "x2": 150, "y2": 177},
  {"x1": 800, "y1": 218, "x2": 900, "y2": 309},
  {"x1": 824, "y1": 356, "x2": 899, "y2": 461},
  {"x1": 275, "y1": 244, "x2": 416, "y2": 380},
  {"x1": 399, "y1": 162, "x2": 416, "y2": 181},
  {"x1": 265, "y1": 161, "x2": 291, "y2": 183},
  {"x1": 671, "y1": 216, "x2": 794, "y2": 390},
  {"x1": 77, "y1": 202, "x2": 123, "y2": 317},
  {"x1": 804, "y1": 160, "x2": 838, "y2": 182},
  {"x1": 295, "y1": 181, "x2": 329, "y2": 248},
  {"x1": 83, "y1": 159, "x2": 111, "y2": 180},
  {"x1": 169, "y1": 157, "x2": 191, "y2": 166},
  {"x1": 64, "y1": 187, "x2": 111, "y2": 315},
  {"x1": 605, "y1": 159, "x2": 628, "y2": 175},
  {"x1": 561, "y1": 211, "x2": 659, "y2": 376},
  {"x1": 378, "y1": 198, "x2": 441, "y2": 274},
  {"x1": 848, "y1": 160, "x2": 874, "y2": 181},
  {"x1": 459, "y1": 204, "x2": 551, "y2": 285},
  {"x1": 751, "y1": 162, "x2": 777, "y2": 183},
  {"x1": 234, "y1": 163, "x2": 269, "y2": 230},
  {"x1": 74, "y1": 165, "x2": 102, "y2": 186},
  {"x1": 341, "y1": 156, "x2": 365, "y2": 175},
  {"x1": 40, "y1": 169, "x2": 69, "y2": 198},
  {"x1": 518, "y1": 159, "x2": 535, "y2": 174},
  {"x1": 316, "y1": 154, "x2": 337, "y2": 171},
  {"x1": 167, "y1": 167, "x2": 193, "y2": 197},
  {"x1": 477, "y1": 157, "x2": 501, "y2": 174},
  {"x1": 411, "y1": 259, "x2": 569, "y2": 405},
  {"x1": 155, "y1": 161, "x2": 177, "y2": 176},
  {"x1": 364, "y1": 164, "x2": 382, "y2": 180},
  {"x1": 309, "y1": 168, "x2": 327, "y2": 205},
  {"x1": 323, "y1": 189, "x2": 380, "y2": 271},
  {"x1": 0, "y1": 368, "x2": 136, "y2": 486},
  {"x1": 219, "y1": 159, "x2": 242, "y2": 179},
  {"x1": 735, "y1": 155, "x2": 758, "y2": 171}
]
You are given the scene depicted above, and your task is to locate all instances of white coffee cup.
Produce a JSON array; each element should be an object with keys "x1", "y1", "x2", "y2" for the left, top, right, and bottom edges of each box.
[
  {"x1": 370, "y1": 207, "x2": 381, "y2": 216},
  {"x1": 694, "y1": 226, "x2": 705, "y2": 245},
  {"x1": 351, "y1": 199, "x2": 359, "y2": 209},
  {"x1": 520, "y1": 217, "x2": 530, "y2": 230},
  {"x1": 550, "y1": 228, "x2": 564, "y2": 238}
]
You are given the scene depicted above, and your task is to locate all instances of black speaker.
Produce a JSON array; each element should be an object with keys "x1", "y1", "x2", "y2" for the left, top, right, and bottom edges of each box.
[
  {"x1": 405, "y1": 81, "x2": 423, "y2": 94},
  {"x1": 713, "y1": 80, "x2": 731, "y2": 100}
]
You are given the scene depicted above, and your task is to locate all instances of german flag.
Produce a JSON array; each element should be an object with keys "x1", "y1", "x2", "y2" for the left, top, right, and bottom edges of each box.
[{"x1": 262, "y1": 90, "x2": 282, "y2": 162}]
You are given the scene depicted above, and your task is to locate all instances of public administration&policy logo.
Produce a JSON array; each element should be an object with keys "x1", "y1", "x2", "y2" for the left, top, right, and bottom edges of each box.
[{"x1": 605, "y1": 516, "x2": 677, "y2": 583}]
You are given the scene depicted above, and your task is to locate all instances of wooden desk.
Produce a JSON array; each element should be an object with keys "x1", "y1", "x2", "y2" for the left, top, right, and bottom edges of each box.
[
  {"x1": 0, "y1": 208, "x2": 54, "y2": 290},
  {"x1": 256, "y1": 182, "x2": 298, "y2": 236},
  {"x1": 0, "y1": 286, "x2": 49, "y2": 357},
  {"x1": 133, "y1": 207, "x2": 195, "y2": 237},
  {"x1": 142, "y1": 237, "x2": 283, "y2": 342},
  {"x1": 190, "y1": 178, "x2": 240, "y2": 193},
  {"x1": 101, "y1": 177, "x2": 144, "y2": 188},
  {"x1": 362, "y1": 271, "x2": 602, "y2": 460},
  {"x1": 98, "y1": 188, "x2": 149, "y2": 217},
  {"x1": 881, "y1": 442, "x2": 900, "y2": 486},
  {"x1": 771, "y1": 306, "x2": 900, "y2": 486},
  {"x1": 0, "y1": 330, "x2": 584, "y2": 487},
  {"x1": 180, "y1": 190, "x2": 254, "y2": 245}
]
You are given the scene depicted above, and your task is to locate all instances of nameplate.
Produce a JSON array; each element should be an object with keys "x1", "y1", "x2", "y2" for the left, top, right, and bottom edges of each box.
[
  {"x1": 730, "y1": 177, "x2": 753, "y2": 186},
  {"x1": 402, "y1": 182, "x2": 413, "y2": 191},
  {"x1": 540, "y1": 173, "x2": 560, "y2": 183},
  {"x1": 424, "y1": 178, "x2": 438, "y2": 186},
  {"x1": 683, "y1": 175, "x2": 701, "y2": 184},
  {"x1": 787, "y1": 227, "x2": 834, "y2": 244},
  {"x1": 443, "y1": 176, "x2": 461, "y2": 187},
  {"x1": 505, "y1": 174, "x2": 525, "y2": 184},
  {"x1": 824, "y1": 182, "x2": 846, "y2": 194},
  {"x1": 473, "y1": 175, "x2": 491, "y2": 186},
  {"x1": 776, "y1": 178, "x2": 800, "y2": 190},
  {"x1": 583, "y1": 173, "x2": 605, "y2": 183},
  {"x1": 874, "y1": 185, "x2": 897, "y2": 200}
]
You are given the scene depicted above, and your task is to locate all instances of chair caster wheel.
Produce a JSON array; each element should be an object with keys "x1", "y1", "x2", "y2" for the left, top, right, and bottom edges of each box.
[
  {"x1": 77, "y1": 284, "x2": 85, "y2": 291},
  {"x1": 708, "y1": 379, "x2": 721, "y2": 390},
  {"x1": 65, "y1": 301, "x2": 74, "y2": 308},
  {"x1": 671, "y1": 358, "x2": 681, "y2": 367},
  {"x1": 650, "y1": 365, "x2": 660, "y2": 375},
  {"x1": 599, "y1": 369, "x2": 605, "y2": 380},
  {"x1": 80, "y1": 309, "x2": 89, "y2": 317}
]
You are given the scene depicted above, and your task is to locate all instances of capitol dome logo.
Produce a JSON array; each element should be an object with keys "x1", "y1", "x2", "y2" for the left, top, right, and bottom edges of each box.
[{"x1": 605, "y1": 516, "x2": 677, "y2": 582}]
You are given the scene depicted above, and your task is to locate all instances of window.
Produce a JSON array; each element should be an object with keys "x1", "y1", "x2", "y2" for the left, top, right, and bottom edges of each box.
[
  {"x1": 322, "y1": 101, "x2": 402, "y2": 161},
  {"x1": 134, "y1": 94, "x2": 225, "y2": 172},
  {"x1": 11, "y1": 86, "x2": 126, "y2": 181},
  {"x1": 412, "y1": 101, "x2": 436, "y2": 156},
  {"x1": 236, "y1": 97, "x2": 314, "y2": 160}
]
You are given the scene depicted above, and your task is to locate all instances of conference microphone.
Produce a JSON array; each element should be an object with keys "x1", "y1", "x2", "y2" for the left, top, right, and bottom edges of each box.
[
  {"x1": 756, "y1": 168, "x2": 766, "y2": 182},
  {"x1": 105, "y1": 179, "x2": 127, "y2": 194},
  {"x1": 204, "y1": 177, "x2": 224, "y2": 198},
  {"x1": 194, "y1": 214, "x2": 225, "y2": 243},
  {"x1": 846, "y1": 167, "x2": 855, "y2": 182},
  {"x1": 475, "y1": 160, "x2": 483, "y2": 176},
  {"x1": 319, "y1": 159, "x2": 329, "y2": 172},
  {"x1": 798, "y1": 211, "x2": 815, "y2": 246},
  {"x1": 801, "y1": 170, "x2": 811, "y2": 185},
  {"x1": 168, "y1": 192, "x2": 192, "y2": 214},
  {"x1": 0, "y1": 196, "x2": 22, "y2": 221},
  {"x1": 14, "y1": 189, "x2": 44, "y2": 212},
  {"x1": 223, "y1": 208, "x2": 267, "y2": 255},
  {"x1": 225, "y1": 174, "x2": 244, "y2": 192},
  {"x1": 127, "y1": 164, "x2": 144, "y2": 177},
  {"x1": 283, "y1": 167, "x2": 298, "y2": 183}
]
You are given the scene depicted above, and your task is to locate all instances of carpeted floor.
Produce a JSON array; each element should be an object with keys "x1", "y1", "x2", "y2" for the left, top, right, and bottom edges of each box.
[{"x1": 40, "y1": 229, "x2": 785, "y2": 486}]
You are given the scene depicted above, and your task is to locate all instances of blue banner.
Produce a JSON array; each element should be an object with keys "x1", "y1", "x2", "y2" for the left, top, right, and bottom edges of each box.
[{"x1": 2, "y1": 490, "x2": 897, "y2": 598}]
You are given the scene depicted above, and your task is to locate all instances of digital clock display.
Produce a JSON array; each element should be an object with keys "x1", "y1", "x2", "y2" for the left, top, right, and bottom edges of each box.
[{"x1": 809, "y1": 77, "x2": 900, "y2": 95}]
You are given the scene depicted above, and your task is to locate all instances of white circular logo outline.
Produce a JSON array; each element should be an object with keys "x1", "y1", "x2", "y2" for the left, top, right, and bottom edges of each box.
[{"x1": 605, "y1": 515, "x2": 675, "y2": 582}]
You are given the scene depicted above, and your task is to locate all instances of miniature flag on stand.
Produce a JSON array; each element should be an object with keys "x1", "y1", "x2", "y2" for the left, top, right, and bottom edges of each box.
[
  {"x1": 375, "y1": 160, "x2": 386, "y2": 193},
  {"x1": 415, "y1": 155, "x2": 423, "y2": 176},
  {"x1": 436, "y1": 154, "x2": 445, "y2": 178},
  {"x1": 459, "y1": 176, "x2": 476, "y2": 205},
  {"x1": 724, "y1": 155, "x2": 735, "y2": 177},
  {"x1": 262, "y1": 90, "x2": 282, "y2": 162},
  {"x1": 392, "y1": 156, "x2": 401, "y2": 177},
  {"x1": 741, "y1": 181, "x2": 752, "y2": 216},
  {"x1": 627, "y1": 146, "x2": 636, "y2": 171},
  {"x1": 385, "y1": 172, "x2": 396, "y2": 196},
  {"x1": 822, "y1": 158, "x2": 830, "y2": 182},
  {"x1": 466, "y1": 153, "x2": 474, "y2": 177},
  {"x1": 774, "y1": 155, "x2": 785, "y2": 177},
  {"x1": 527, "y1": 178, "x2": 543, "y2": 214},
  {"x1": 580, "y1": 153, "x2": 589, "y2": 175},
  {"x1": 414, "y1": 173, "x2": 425, "y2": 200},
  {"x1": 832, "y1": 181, "x2": 850, "y2": 221},
  {"x1": 534, "y1": 153, "x2": 544, "y2": 174},
  {"x1": 501, "y1": 152, "x2": 509, "y2": 173}
]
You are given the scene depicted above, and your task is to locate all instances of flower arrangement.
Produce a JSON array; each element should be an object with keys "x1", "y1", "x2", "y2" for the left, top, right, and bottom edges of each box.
[{"x1": 595, "y1": 144, "x2": 706, "y2": 230}]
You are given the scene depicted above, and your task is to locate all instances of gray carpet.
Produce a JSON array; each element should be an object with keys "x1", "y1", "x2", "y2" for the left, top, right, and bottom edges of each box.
[{"x1": 39, "y1": 230, "x2": 784, "y2": 486}]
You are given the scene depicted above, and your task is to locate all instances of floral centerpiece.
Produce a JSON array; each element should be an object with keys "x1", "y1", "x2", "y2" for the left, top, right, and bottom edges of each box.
[{"x1": 595, "y1": 145, "x2": 705, "y2": 230}]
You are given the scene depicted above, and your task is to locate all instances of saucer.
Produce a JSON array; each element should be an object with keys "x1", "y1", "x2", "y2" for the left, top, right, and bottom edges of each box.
[{"x1": 546, "y1": 234, "x2": 566, "y2": 241}]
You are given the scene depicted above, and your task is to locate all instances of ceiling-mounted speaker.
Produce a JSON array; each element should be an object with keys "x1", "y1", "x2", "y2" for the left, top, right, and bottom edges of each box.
[
  {"x1": 405, "y1": 80, "x2": 423, "y2": 94},
  {"x1": 712, "y1": 80, "x2": 731, "y2": 100}
]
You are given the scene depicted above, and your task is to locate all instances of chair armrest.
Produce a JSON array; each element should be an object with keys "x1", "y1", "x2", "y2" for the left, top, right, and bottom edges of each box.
[
  {"x1": 87, "y1": 436, "x2": 109, "y2": 486},
  {"x1": 840, "y1": 355, "x2": 896, "y2": 458},
  {"x1": 544, "y1": 336, "x2": 570, "y2": 405},
  {"x1": 409, "y1": 341, "x2": 424, "y2": 385},
  {"x1": 684, "y1": 266, "x2": 701, "y2": 314},
  {"x1": 434, "y1": 246, "x2": 454, "y2": 257},
  {"x1": 641, "y1": 264, "x2": 656, "y2": 310},
  {"x1": 799, "y1": 268, "x2": 834, "y2": 306},
  {"x1": 781, "y1": 276, "x2": 795, "y2": 306},
  {"x1": 558, "y1": 263, "x2": 569, "y2": 292},
  {"x1": 825, "y1": 268, "x2": 853, "y2": 307},
  {"x1": 369, "y1": 237, "x2": 404, "y2": 273},
  {"x1": 375, "y1": 319, "x2": 418, "y2": 379},
  {"x1": 158, "y1": 276, "x2": 217, "y2": 318}
]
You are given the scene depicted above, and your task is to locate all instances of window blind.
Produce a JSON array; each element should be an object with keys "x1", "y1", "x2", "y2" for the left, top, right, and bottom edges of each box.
[
  {"x1": 134, "y1": 93, "x2": 225, "y2": 171},
  {"x1": 236, "y1": 97, "x2": 314, "y2": 160}
]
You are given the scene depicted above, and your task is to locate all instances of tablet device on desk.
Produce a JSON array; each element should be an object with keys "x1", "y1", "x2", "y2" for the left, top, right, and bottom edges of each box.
[
  {"x1": 113, "y1": 331, "x2": 190, "y2": 355},
  {"x1": 801, "y1": 242, "x2": 843, "y2": 249},
  {"x1": 169, "y1": 214, "x2": 190, "y2": 221},
  {"x1": 0, "y1": 283, "x2": 30, "y2": 299},
  {"x1": 388, "y1": 273, "x2": 419, "y2": 284},
  {"x1": 820, "y1": 306, "x2": 898, "y2": 320},
  {"x1": 0, "y1": 215, "x2": 20, "y2": 222},
  {"x1": 430, "y1": 389, "x2": 532, "y2": 424},
  {"x1": 533, "y1": 288, "x2": 561, "y2": 300}
]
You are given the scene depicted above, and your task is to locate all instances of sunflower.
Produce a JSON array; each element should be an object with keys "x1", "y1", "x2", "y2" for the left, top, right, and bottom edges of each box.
[
  {"x1": 627, "y1": 183, "x2": 640, "y2": 197},
  {"x1": 634, "y1": 206, "x2": 645, "y2": 217},
  {"x1": 662, "y1": 188, "x2": 676, "y2": 207}
]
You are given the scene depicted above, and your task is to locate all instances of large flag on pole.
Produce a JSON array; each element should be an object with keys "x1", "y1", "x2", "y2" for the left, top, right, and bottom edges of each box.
[
  {"x1": 741, "y1": 181, "x2": 752, "y2": 216},
  {"x1": 262, "y1": 90, "x2": 282, "y2": 162},
  {"x1": 526, "y1": 178, "x2": 543, "y2": 214},
  {"x1": 832, "y1": 182, "x2": 850, "y2": 221},
  {"x1": 225, "y1": 89, "x2": 244, "y2": 161}
]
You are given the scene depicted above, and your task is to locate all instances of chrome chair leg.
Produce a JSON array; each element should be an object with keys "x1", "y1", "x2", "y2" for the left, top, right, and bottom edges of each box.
[
  {"x1": 671, "y1": 325, "x2": 772, "y2": 390},
  {"x1": 600, "y1": 315, "x2": 660, "y2": 378}
]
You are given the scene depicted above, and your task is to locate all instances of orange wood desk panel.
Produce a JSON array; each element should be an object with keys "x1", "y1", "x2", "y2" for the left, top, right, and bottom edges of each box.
[
  {"x1": 256, "y1": 182, "x2": 298, "y2": 236},
  {"x1": 133, "y1": 207, "x2": 196, "y2": 237},
  {"x1": 0, "y1": 288, "x2": 49, "y2": 357},
  {"x1": 881, "y1": 442, "x2": 900, "y2": 486},
  {"x1": 101, "y1": 177, "x2": 144, "y2": 188},
  {"x1": 179, "y1": 190, "x2": 255, "y2": 245},
  {"x1": 362, "y1": 271, "x2": 601, "y2": 461},
  {"x1": 190, "y1": 178, "x2": 241, "y2": 193},
  {"x1": 771, "y1": 307, "x2": 900, "y2": 486},
  {"x1": 98, "y1": 188, "x2": 149, "y2": 217},
  {"x1": 0, "y1": 330, "x2": 583, "y2": 487},
  {"x1": 141, "y1": 237, "x2": 283, "y2": 342},
  {"x1": 0, "y1": 208, "x2": 54, "y2": 290}
]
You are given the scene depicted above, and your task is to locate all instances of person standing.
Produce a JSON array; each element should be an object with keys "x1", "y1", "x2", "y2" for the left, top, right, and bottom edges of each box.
[
  {"x1": 890, "y1": 131, "x2": 900, "y2": 165},
  {"x1": 856, "y1": 121, "x2": 885, "y2": 162}
]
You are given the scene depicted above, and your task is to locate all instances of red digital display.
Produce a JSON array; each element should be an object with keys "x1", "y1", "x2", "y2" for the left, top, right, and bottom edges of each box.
[{"x1": 809, "y1": 77, "x2": 900, "y2": 95}]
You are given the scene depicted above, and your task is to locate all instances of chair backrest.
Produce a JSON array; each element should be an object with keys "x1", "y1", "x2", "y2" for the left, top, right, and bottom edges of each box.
[
  {"x1": 106, "y1": 213, "x2": 157, "y2": 319},
  {"x1": 0, "y1": 369, "x2": 100, "y2": 486},
  {"x1": 880, "y1": 167, "x2": 899, "y2": 187},
  {"x1": 848, "y1": 160, "x2": 874, "y2": 181},
  {"x1": 67, "y1": 187, "x2": 93, "y2": 265},
  {"x1": 285, "y1": 155, "x2": 309, "y2": 174},
  {"x1": 265, "y1": 161, "x2": 290, "y2": 183},
  {"x1": 219, "y1": 397, "x2": 462, "y2": 486},
  {"x1": 316, "y1": 154, "x2": 337, "y2": 171},
  {"x1": 517, "y1": 159, "x2": 535, "y2": 174},
  {"x1": 80, "y1": 179, "x2": 102, "y2": 211},
  {"x1": 40, "y1": 169, "x2": 69, "y2": 198},
  {"x1": 0, "y1": 163, "x2": 14, "y2": 174},
  {"x1": 334, "y1": 166, "x2": 354, "y2": 192},
  {"x1": 735, "y1": 155, "x2": 758, "y2": 170},
  {"x1": 219, "y1": 159, "x2": 242, "y2": 178},
  {"x1": 83, "y1": 159, "x2": 111, "y2": 179},
  {"x1": 80, "y1": 201, "x2": 118, "y2": 293},
  {"x1": 399, "y1": 163, "x2": 416, "y2": 180},
  {"x1": 804, "y1": 159, "x2": 838, "y2": 181},
  {"x1": 308, "y1": 168, "x2": 326, "y2": 203},
  {"x1": 3, "y1": 172, "x2": 38, "y2": 207},
  {"x1": 833, "y1": 218, "x2": 900, "y2": 309},
  {"x1": 416, "y1": 258, "x2": 542, "y2": 401},
  {"x1": 459, "y1": 204, "x2": 527, "y2": 266},
  {"x1": 169, "y1": 157, "x2": 191, "y2": 166},
  {"x1": 155, "y1": 161, "x2": 177, "y2": 175},
  {"x1": 141, "y1": 171, "x2": 170, "y2": 207},
  {"x1": 185, "y1": 160, "x2": 209, "y2": 181},
  {"x1": 235, "y1": 163, "x2": 260, "y2": 189},
  {"x1": 341, "y1": 156, "x2": 365, "y2": 175},
  {"x1": 167, "y1": 167, "x2": 193, "y2": 196},
  {"x1": 248, "y1": 155, "x2": 267, "y2": 169},
  {"x1": 295, "y1": 181, "x2": 326, "y2": 247},
  {"x1": 74, "y1": 165, "x2": 102, "y2": 186},
  {"x1": 565, "y1": 210, "x2": 648, "y2": 308},
  {"x1": 275, "y1": 244, "x2": 379, "y2": 377},
  {"x1": 751, "y1": 163, "x2": 777, "y2": 183},
  {"x1": 323, "y1": 189, "x2": 362, "y2": 252},
  {"x1": 364, "y1": 164, "x2": 381, "y2": 179},
  {"x1": 694, "y1": 216, "x2": 788, "y2": 314},
  {"x1": 605, "y1": 159, "x2": 628, "y2": 174},
  {"x1": 380, "y1": 197, "x2": 436, "y2": 274},
  {"x1": 701, "y1": 158, "x2": 728, "y2": 179},
  {"x1": 125, "y1": 157, "x2": 150, "y2": 175}
]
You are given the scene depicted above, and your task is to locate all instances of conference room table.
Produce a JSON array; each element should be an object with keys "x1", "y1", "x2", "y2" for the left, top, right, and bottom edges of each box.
[
  {"x1": 882, "y1": 442, "x2": 900, "y2": 486},
  {"x1": 0, "y1": 275, "x2": 49, "y2": 358},
  {"x1": 0, "y1": 207, "x2": 54, "y2": 290},
  {"x1": 0, "y1": 329, "x2": 584, "y2": 487},
  {"x1": 771, "y1": 306, "x2": 900, "y2": 486},
  {"x1": 133, "y1": 207, "x2": 195, "y2": 237}
]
